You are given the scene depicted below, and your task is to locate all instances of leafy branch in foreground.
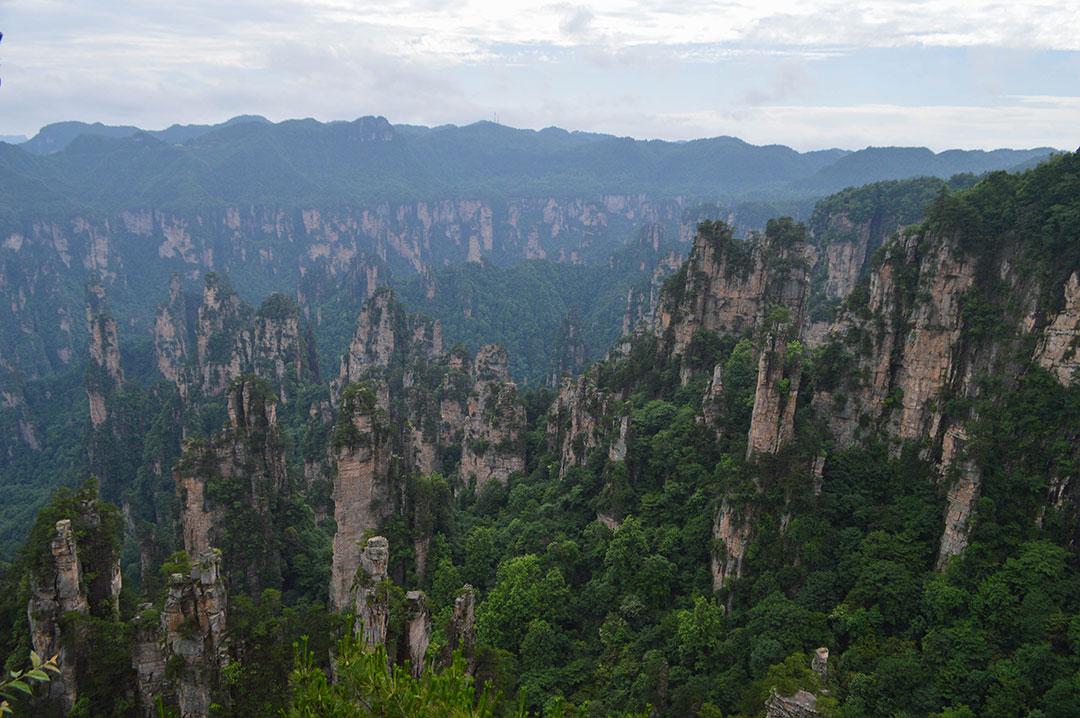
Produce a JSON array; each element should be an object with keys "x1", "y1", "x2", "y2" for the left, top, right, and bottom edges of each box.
[{"x1": 1, "y1": 651, "x2": 60, "y2": 715}]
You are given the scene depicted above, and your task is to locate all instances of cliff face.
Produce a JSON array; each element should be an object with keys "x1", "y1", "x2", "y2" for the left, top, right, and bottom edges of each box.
[
  {"x1": 546, "y1": 372, "x2": 625, "y2": 478},
  {"x1": 84, "y1": 281, "x2": 124, "y2": 428},
  {"x1": 155, "y1": 274, "x2": 314, "y2": 400},
  {"x1": 329, "y1": 385, "x2": 392, "y2": 611},
  {"x1": 27, "y1": 496, "x2": 122, "y2": 715},
  {"x1": 328, "y1": 290, "x2": 526, "y2": 605},
  {"x1": 1, "y1": 195, "x2": 689, "y2": 381},
  {"x1": 162, "y1": 550, "x2": 229, "y2": 718},
  {"x1": 353, "y1": 536, "x2": 391, "y2": 649},
  {"x1": 458, "y1": 345, "x2": 526, "y2": 489},
  {"x1": 175, "y1": 377, "x2": 289, "y2": 595}
]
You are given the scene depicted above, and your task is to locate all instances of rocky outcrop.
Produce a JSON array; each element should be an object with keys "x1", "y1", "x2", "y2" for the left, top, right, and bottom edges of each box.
[
  {"x1": 157, "y1": 274, "x2": 314, "y2": 400},
  {"x1": 459, "y1": 345, "x2": 526, "y2": 488},
  {"x1": 547, "y1": 372, "x2": 625, "y2": 477},
  {"x1": 163, "y1": 550, "x2": 229, "y2": 718},
  {"x1": 405, "y1": 590, "x2": 432, "y2": 676},
  {"x1": 1035, "y1": 272, "x2": 1080, "y2": 384},
  {"x1": 655, "y1": 221, "x2": 768, "y2": 357},
  {"x1": 85, "y1": 281, "x2": 124, "y2": 427},
  {"x1": 27, "y1": 520, "x2": 90, "y2": 714},
  {"x1": 330, "y1": 386, "x2": 391, "y2": 610},
  {"x1": 765, "y1": 690, "x2": 821, "y2": 718},
  {"x1": 175, "y1": 377, "x2": 288, "y2": 595},
  {"x1": 27, "y1": 496, "x2": 122, "y2": 715},
  {"x1": 354, "y1": 536, "x2": 391, "y2": 650},
  {"x1": 132, "y1": 605, "x2": 169, "y2": 717},
  {"x1": 935, "y1": 425, "x2": 982, "y2": 569},
  {"x1": 444, "y1": 585, "x2": 477, "y2": 674},
  {"x1": 711, "y1": 499, "x2": 751, "y2": 594},
  {"x1": 155, "y1": 275, "x2": 190, "y2": 385}
]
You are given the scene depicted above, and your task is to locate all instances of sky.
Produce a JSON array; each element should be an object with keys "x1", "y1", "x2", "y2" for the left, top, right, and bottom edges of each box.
[{"x1": 1, "y1": 0, "x2": 1079, "y2": 150}]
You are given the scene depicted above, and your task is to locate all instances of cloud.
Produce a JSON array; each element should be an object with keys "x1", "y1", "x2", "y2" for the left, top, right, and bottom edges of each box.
[
  {"x1": 0, "y1": 0, "x2": 1078, "y2": 151},
  {"x1": 558, "y1": 5, "x2": 595, "y2": 36}
]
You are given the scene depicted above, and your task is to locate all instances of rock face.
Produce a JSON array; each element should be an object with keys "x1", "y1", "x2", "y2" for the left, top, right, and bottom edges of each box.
[
  {"x1": 328, "y1": 291, "x2": 527, "y2": 608},
  {"x1": 27, "y1": 500, "x2": 122, "y2": 715},
  {"x1": 85, "y1": 281, "x2": 124, "y2": 427},
  {"x1": 175, "y1": 376, "x2": 289, "y2": 595},
  {"x1": 354, "y1": 537, "x2": 391, "y2": 649},
  {"x1": 445, "y1": 585, "x2": 478, "y2": 674},
  {"x1": 405, "y1": 590, "x2": 432, "y2": 676},
  {"x1": 546, "y1": 372, "x2": 625, "y2": 477},
  {"x1": 163, "y1": 550, "x2": 229, "y2": 718},
  {"x1": 155, "y1": 274, "x2": 190, "y2": 384},
  {"x1": 711, "y1": 499, "x2": 752, "y2": 594},
  {"x1": 935, "y1": 425, "x2": 982, "y2": 568},
  {"x1": 155, "y1": 274, "x2": 314, "y2": 400},
  {"x1": 28, "y1": 520, "x2": 90, "y2": 714},
  {"x1": 132, "y1": 605, "x2": 169, "y2": 718},
  {"x1": 1035, "y1": 272, "x2": 1080, "y2": 384},
  {"x1": 459, "y1": 345, "x2": 526, "y2": 488},
  {"x1": 655, "y1": 221, "x2": 772, "y2": 358},
  {"x1": 330, "y1": 387, "x2": 391, "y2": 611},
  {"x1": 765, "y1": 690, "x2": 821, "y2": 718}
]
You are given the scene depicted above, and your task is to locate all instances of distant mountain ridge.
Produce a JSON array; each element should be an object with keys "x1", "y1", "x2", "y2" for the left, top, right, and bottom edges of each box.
[{"x1": 0, "y1": 115, "x2": 1055, "y2": 219}]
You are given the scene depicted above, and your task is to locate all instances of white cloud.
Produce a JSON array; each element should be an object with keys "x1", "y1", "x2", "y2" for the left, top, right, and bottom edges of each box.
[{"x1": 1, "y1": 0, "x2": 1078, "y2": 148}]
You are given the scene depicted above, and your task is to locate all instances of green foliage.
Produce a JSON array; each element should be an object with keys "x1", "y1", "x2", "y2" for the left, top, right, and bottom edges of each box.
[
  {"x1": 0, "y1": 651, "x2": 60, "y2": 716},
  {"x1": 286, "y1": 634, "x2": 513, "y2": 717}
]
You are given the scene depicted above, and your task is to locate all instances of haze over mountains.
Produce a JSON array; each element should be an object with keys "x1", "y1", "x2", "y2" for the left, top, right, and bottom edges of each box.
[{"x1": 1, "y1": 115, "x2": 1055, "y2": 216}]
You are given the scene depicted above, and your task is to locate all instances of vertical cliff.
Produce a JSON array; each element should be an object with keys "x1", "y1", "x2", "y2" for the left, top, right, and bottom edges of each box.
[
  {"x1": 174, "y1": 376, "x2": 289, "y2": 595},
  {"x1": 459, "y1": 345, "x2": 526, "y2": 488},
  {"x1": 156, "y1": 274, "x2": 314, "y2": 401},
  {"x1": 329, "y1": 384, "x2": 391, "y2": 610},
  {"x1": 26, "y1": 487, "x2": 122, "y2": 715},
  {"x1": 353, "y1": 536, "x2": 391, "y2": 649},
  {"x1": 84, "y1": 280, "x2": 124, "y2": 428},
  {"x1": 162, "y1": 549, "x2": 229, "y2": 718}
]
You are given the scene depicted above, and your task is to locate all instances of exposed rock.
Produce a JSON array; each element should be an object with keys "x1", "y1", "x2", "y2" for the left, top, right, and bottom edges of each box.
[
  {"x1": 459, "y1": 345, "x2": 526, "y2": 488},
  {"x1": 936, "y1": 425, "x2": 982, "y2": 569},
  {"x1": 85, "y1": 282, "x2": 124, "y2": 427},
  {"x1": 330, "y1": 386, "x2": 391, "y2": 610},
  {"x1": 27, "y1": 520, "x2": 89, "y2": 714},
  {"x1": 546, "y1": 372, "x2": 623, "y2": 477},
  {"x1": 747, "y1": 330, "x2": 803, "y2": 459},
  {"x1": 354, "y1": 537, "x2": 391, "y2": 650},
  {"x1": 1035, "y1": 272, "x2": 1080, "y2": 384},
  {"x1": 132, "y1": 604, "x2": 169, "y2": 718},
  {"x1": 154, "y1": 274, "x2": 190, "y2": 385},
  {"x1": 812, "y1": 647, "x2": 829, "y2": 682},
  {"x1": 163, "y1": 550, "x2": 229, "y2": 718},
  {"x1": 405, "y1": 590, "x2": 432, "y2": 677},
  {"x1": 711, "y1": 498, "x2": 751, "y2": 594},
  {"x1": 765, "y1": 690, "x2": 820, "y2": 718},
  {"x1": 175, "y1": 377, "x2": 288, "y2": 595},
  {"x1": 160, "y1": 274, "x2": 314, "y2": 401},
  {"x1": 445, "y1": 585, "x2": 477, "y2": 674}
]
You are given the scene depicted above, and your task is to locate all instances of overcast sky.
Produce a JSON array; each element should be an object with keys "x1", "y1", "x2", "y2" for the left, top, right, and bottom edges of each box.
[{"x1": 1, "y1": 0, "x2": 1078, "y2": 150}]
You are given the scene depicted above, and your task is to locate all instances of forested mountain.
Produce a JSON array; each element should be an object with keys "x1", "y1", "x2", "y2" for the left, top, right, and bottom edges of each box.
[{"x1": 1, "y1": 144, "x2": 1078, "y2": 717}]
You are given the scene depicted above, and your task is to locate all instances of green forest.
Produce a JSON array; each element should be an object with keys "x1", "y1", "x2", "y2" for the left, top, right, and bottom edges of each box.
[{"x1": 1, "y1": 153, "x2": 1079, "y2": 718}]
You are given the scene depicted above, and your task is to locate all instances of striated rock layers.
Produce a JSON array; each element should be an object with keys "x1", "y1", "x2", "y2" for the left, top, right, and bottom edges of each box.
[
  {"x1": 154, "y1": 273, "x2": 316, "y2": 400},
  {"x1": 354, "y1": 536, "x2": 391, "y2": 649},
  {"x1": 330, "y1": 386, "x2": 392, "y2": 611},
  {"x1": 162, "y1": 550, "x2": 229, "y2": 718},
  {"x1": 84, "y1": 280, "x2": 124, "y2": 428},
  {"x1": 329, "y1": 289, "x2": 525, "y2": 606},
  {"x1": 27, "y1": 500, "x2": 122, "y2": 715},
  {"x1": 175, "y1": 376, "x2": 289, "y2": 595}
]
